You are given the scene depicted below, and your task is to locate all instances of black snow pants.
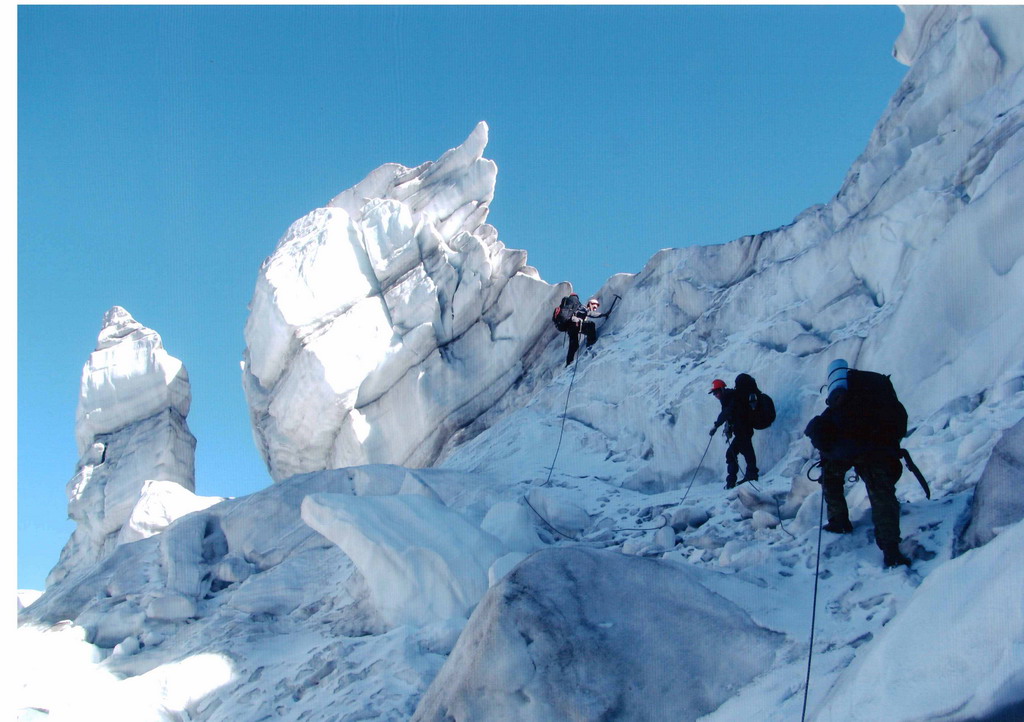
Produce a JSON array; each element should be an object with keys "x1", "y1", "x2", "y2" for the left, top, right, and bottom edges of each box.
[
  {"x1": 725, "y1": 430, "x2": 758, "y2": 484},
  {"x1": 566, "y1": 320, "x2": 597, "y2": 366},
  {"x1": 821, "y1": 456, "x2": 903, "y2": 552}
]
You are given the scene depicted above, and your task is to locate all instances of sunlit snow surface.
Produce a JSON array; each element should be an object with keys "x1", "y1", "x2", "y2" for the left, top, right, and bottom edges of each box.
[{"x1": 18, "y1": 6, "x2": 1024, "y2": 721}]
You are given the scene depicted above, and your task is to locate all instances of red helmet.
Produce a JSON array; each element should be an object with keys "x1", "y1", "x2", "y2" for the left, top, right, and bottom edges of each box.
[{"x1": 709, "y1": 379, "x2": 726, "y2": 394}]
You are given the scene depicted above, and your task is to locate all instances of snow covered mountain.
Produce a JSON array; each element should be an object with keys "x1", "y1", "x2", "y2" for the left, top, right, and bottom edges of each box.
[{"x1": 17, "y1": 6, "x2": 1024, "y2": 721}]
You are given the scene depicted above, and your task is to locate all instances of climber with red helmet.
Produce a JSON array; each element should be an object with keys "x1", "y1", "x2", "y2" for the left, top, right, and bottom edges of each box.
[{"x1": 709, "y1": 375, "x2": 761, "y2": 489}]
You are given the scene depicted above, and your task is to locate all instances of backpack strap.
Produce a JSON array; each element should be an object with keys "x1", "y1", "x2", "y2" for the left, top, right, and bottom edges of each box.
[{"x1": 900, "y1": 448, "x2": 931, "y2": 499}]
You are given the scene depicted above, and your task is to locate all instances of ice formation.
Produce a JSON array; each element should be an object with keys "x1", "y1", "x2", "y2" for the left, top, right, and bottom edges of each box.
[
  {"x1": 17, "y1": 7, "x2": 1024, "y2": 722},
  {"x1": 413, "y1": 547, "x2": 784, "y2": 721},
  {"x1": 242, "y1": 121, "x2": 562, "y2": 482},
  {"x1": 46, "y1": 307, "x2": 216, "y2": 587},
  {"x1": 302, "y1": 492, "x2": 505, "y2": 627},
  {"x1": 957, "y1": 416, "x2": 1024, "y2": 554}
]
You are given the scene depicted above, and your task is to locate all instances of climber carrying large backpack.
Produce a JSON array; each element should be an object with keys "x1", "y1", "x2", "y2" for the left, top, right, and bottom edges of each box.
[
  {"x1": 804, "y1": 359, "x2": 929, "y2": 569},
  {"x1": 551, "y1": 287, "x2": 617, "y2": 366},
  {"x1": 709, "y1": 373, "x2": 775, "y2": 489}
]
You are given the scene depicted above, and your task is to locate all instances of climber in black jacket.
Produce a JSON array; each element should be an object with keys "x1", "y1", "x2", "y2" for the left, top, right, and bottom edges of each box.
[{"x1": 709, "y1": 374, "x2": 760, "y2": 489}]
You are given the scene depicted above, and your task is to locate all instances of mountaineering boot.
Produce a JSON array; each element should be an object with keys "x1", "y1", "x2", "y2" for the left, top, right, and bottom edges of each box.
[
  {"x1": 823, "y1": 518, "x2": 853, "y2": 534},
  {"x1": 724, "y1": 477, "x2": 737, "y2": 490},
  {"x1": 882, "y1": 547, "x2": 912, "y2": 568},
  {"x1": 739, "y1": 469, "x2": 759, "y2": 484}
]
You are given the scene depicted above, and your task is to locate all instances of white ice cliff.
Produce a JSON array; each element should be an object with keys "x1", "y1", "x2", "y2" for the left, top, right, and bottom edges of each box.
[
  {"x1": 46, "y1": 307, "x2": 219, "y2": 588},
  {"x1": 242, "y1": 121, "x2": 562, "y2": 482},
  {"x1": 18, "y1": 6, "x2": 1024, "y2": 722}
]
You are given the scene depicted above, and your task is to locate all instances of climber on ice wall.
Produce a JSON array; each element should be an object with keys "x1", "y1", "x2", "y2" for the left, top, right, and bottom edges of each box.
[{"x1": 551, "y1": 287, "x2": 617, "y2": 366}]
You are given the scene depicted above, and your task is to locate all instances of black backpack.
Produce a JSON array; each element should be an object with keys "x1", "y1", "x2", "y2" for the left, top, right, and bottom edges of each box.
[
  {"x1": 839, "y1": 369, "x2": 908, "y2": 448},
  {"x1": 805, "y1": 368, "x2": 929, "y2": 497},
  {"x1": 552, "y1": 294, "x2": 582, "y2": 331},
  {"x1": 735, "y1": 373, "x2": 775, "y2": 430},
  {"x1": 750, "y1": 391, "x2": 776, "y2": 430}
]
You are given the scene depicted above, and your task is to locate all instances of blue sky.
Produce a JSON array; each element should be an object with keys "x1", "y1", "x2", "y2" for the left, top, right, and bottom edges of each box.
[{"x1": 17, "y1": 5, "x2": 907, "y2": 591}]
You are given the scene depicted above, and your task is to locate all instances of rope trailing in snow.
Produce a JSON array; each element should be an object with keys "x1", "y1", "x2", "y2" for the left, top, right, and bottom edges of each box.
[
  {"x1": 679, "y1": 433, "x2": 714, "y2": 507},
  {"x1": 801, "y1": 487, "x2": 826, "y2": 722},
  {"x1": 523, "y1": 499, "x2": 580, "y2": 541},
  {"x1": 552, "y1": 430, "x2": 712, "y2": 536},
  {"x1": 530, "y1": 295, "x2": 674, "y2": 540},
  {"x1": 603, "y1": 435, "x2": 714, "y2": 537},
  {"x1": 523, "y1": 346, "x2": 586, "y2": 540},
  {"x1": 541, "y1": 342, "x2": 583, "y2": 488},
  {"x1": 529, "y1": 326, "x2": 668, "y2": 539},
  {"x1": 745, "y1": 479, "x2": 797, "y2": 541}
]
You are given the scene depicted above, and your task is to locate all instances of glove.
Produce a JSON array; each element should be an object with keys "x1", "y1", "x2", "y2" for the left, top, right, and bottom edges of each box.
[
  {"x1": 725, "y1": 423, "x2": 734, "y2": 440},
  {"x1": 709, "y1": 425, "x2": 718, "y2": 437}
]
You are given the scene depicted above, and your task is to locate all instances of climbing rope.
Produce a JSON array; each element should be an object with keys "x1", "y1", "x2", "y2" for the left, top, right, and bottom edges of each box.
[
  {"x1": 523, "y1": 341, "x2": 586, "y2": 539},
  {"x1": 540, "y1": 294, "x2": 624, "y2": 489},
  {"x1": 801, "y1": 485, "x2": 826, "y2": 722},
  {"x1": 588, "y1": 434, "x2": 714, "y2": 540},
  {"x1": 527, "y1": 339, "x2": 665, "y2": 540},
  {"x1": 745, "y1": 478, "x2": 797, "y2": 541},
  {"x1": 540, "y1": 341, "x2": 584, "y2": 487},
  {"x1": 530, "y1": 293, "x2": 672, "y2": 541},
  {"x1": 527, "y1": 348, "x2": 668, "y2": 539},
  {"x1": 523, "y1": 498, "x2": 581, "y2": 541}
]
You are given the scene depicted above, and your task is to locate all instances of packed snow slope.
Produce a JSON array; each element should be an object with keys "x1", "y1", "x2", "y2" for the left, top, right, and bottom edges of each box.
[{"x1": 17, "y1": 6, "x2": 1024, "y2": 722}]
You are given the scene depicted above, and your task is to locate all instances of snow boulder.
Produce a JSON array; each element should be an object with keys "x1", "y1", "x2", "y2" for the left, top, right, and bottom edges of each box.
[
  {"x1": 487, "y1": 552, "x2": 528, "y2": 587},
  {"x1": 301, "y1": 492, "x2": 505, "y2": 627},
  {"x1": 48, "y1": 307, "x2": 198, "y2": 587},
  {"x1": 349, "y1": 464, "x2": 443, "y2": 502},
  {"x1": 119, "y1": 480, "x2": 224, "y2": 545},
  {"x1": 243, "y1": 122, "x2": 561, "y2": 482},
  {"x1": 413, "y1": 546, "x2": 783, "y2": 721},
  {"x1": 526, "y1": 487, "x2": 591, "y2": 537},
  {"x1": 481, "y1": 501, "x2": 543, "y2": 554},
  {"x1": 957, "y1": 416, "x2": 1024, "y2": 554}
]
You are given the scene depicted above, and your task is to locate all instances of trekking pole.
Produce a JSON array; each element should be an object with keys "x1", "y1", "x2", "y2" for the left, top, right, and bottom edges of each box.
[{"x1": 801, "y1": 486, "x2": 826, "y2": 722}]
